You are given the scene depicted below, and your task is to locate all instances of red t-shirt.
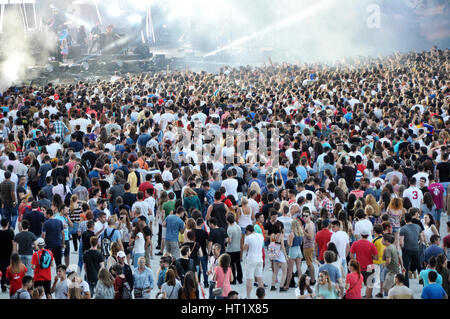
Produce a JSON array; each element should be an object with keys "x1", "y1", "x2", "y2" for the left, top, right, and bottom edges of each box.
[
  {"x1": 315, "y1": 228, "x2": 332, "y2": 262},
  {"x1": 31, "y1": 249, "x2": 54, "y2": 282},
  {"x1": 139, "y1": 182, "x2": 154, "y2": 198},
  {"x1": 6, "y1": 266, "x2": 27, "y2": 296},
  {"x1": 114, "y1": 276, "x2": 125, "y2": 299},
  {"x1": 357, "y1": 164, "x2": 366, "y2": 174},
  {"x1": 444, "y1": 234, "x2": 450, "y2": 250},
  {"x1": 345, "y1": 272, "x2": 363, "y2": 299},
  {"x1": 350, "y1": 240, "x2": 378, "y2": 272}
]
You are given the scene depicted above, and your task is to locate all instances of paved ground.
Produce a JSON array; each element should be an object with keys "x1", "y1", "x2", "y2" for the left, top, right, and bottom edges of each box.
[{"x1": 1, "y1": 213, "x2": 447, "y2": 299}]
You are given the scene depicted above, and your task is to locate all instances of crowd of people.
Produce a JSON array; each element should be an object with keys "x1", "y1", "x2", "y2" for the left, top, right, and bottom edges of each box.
[{"x1": 0, "y1": 48, "x2": 449, "y2": 300}]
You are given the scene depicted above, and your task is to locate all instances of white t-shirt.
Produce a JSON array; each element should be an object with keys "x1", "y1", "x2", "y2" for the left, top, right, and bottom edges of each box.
[
  {"x1": 160, "y1": 113, "x2": 175, "y2": 130},
  {"x1": 244, "y1": 232, "x2": 264, "y2": 263},
  {"x1": 295, "y1": 287, "x2": 313, "y2": 299},
  {"x1": 248, "y1": 198, "x2": 259, "y2": 216},
  {"x1": 132, "y1": 201, "x2": 151, "y2": 219},
  {"x1": 162, "y1": 170, "x2": 173, "y2": 182},
  {"x1": 278, "y1": 216, "x2": 293, "y2": 237},
  {"x1": 412, "y1": 172, "x2": 429, "y2": 187},
  {"x1": 80, "y1": 280, "x2": 90, "y2": 297},
  {"x1": 296, "y1": 190, "x2": 316, "y2": 203},
  {"x1": 94, "y1": 221, "x2": 107, "y2": 236},
  {"x1": 354, "y1": 219, "x2": 374, "y2": 242},
  {"x1": 53, "y1": 278, "x2": 70, "y2": 299},
  {"x1": 134, "y1": 232, "x2": 146, "y2": 254},
  {"x1": 47, "y1": 143, "x2": 62, "y2": 158},
  {"x1": 285, "y1": 148, "x2": 295, "y2": 164},
  {"x1": 403, "y1": 186, "x2": 423, "y2": 209},
  {"x1": 144, "y1": 197, "x2": 156, "y2": 217},
  {"x1": 221, "y1": 178, "x2": 238, "y2": 200},
  {"x1": 330, "y1": 230, "x2": 349, "y2": 260}
]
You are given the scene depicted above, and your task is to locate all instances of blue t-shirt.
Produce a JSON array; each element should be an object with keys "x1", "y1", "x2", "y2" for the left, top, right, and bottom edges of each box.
[
  {"x1": 54, "y1": 214, "x2": 69, "y2": 241},
  {"x1": 318, "y1": 264, "x2": 341, "y2": 284},
  {"x1": 88, "y1": 170, "x2": 99, "y2": 180},
  {"x1": 296, "y1": 166, "x2": 308, "y2": 182},
  {"x1": 424, "y1": 245, "x2": 445, "y2": 264},
  {"x1": 101, "y1": 227, "x2": 121, "y2": 243},
  {"x1": 42, "y1": 218, "x2": 64, "y2": 247},
  {"x1": 419, "y1": 269, "x2": 442, "y2": 287},
  {"x1": 164, "y1": 215, "x2": 184, "y2": 242},
  {"x1": 344, "y1": 112, "x2": 353, "y2": 123},
  {"x1": 69, "y1": 141, "x2": 83, "y2": 152},
  {"x1": 421, "y1": 283, "x2": 447, "y2": 299}
]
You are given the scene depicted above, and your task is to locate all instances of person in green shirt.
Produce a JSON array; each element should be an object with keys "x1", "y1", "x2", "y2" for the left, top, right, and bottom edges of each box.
[
  {"x1": 156, "y1": 194, "x2": 175, "y2": 256},
  {"x1": 315, "y1": 270, "x2": 338, "y2": 299}
]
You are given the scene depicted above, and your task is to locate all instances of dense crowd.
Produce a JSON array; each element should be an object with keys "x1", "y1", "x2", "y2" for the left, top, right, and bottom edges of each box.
[{"x1": 0, "y1": 48, "x2": 449, "y2": 300}]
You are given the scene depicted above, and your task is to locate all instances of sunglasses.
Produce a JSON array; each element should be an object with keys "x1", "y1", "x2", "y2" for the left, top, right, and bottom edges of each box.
[{"x1": 302, "y1": 215, "x2": 309, "y2": 218}]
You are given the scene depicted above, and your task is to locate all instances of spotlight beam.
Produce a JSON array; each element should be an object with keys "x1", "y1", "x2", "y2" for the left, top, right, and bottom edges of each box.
[{"x1": 203, "y1": 0, "x2": 335, "y2": 58}]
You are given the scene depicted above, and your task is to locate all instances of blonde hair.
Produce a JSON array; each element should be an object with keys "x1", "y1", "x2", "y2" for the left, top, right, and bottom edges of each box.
[
  {"x1": 183, "y1": 187, "x2": 197, "y2": 198},
  {"x1": 249, "y1": 182, "x2": 261, "y2": 195},
  {"x1": 365, "y1": 205, "x2": 374, "y2": 217},
  {"x1": 240, "y1": 196, "x2": 248, "y2": 206},
  {"x1": 365, "y1": 195, "x2": 380, "y2": 216},
  {"x1": 279, "y1": 201, "x2": 290, "y2": 214},
  {"x1": 291, "y1": 219, "x2": 304, "y2": 237},
  {"x1": 338, "y1": 178, "x2": 348, "y2": 194}
]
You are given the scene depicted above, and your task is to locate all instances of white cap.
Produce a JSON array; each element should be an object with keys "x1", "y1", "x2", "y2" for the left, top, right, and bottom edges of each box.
[
  {"x1": 36, "y1": 238, "x2": 45, "y2": 247},
  {"x1": 117, "y1": 251, "x2": 126, "y2": 258}
]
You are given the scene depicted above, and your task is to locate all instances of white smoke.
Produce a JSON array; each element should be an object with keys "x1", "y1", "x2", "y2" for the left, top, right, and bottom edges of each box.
[{"x1": 0, "y1": 6, "x2": 57, "y2": 92}]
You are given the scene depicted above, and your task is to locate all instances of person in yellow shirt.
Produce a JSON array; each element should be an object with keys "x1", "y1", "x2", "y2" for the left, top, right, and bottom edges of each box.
[
  {"x1": 372, "y1": 224, "x2": 386, "y2": 298},
  {"x1": 127, "y1": 163, "x2": 140, "y2": 194}
]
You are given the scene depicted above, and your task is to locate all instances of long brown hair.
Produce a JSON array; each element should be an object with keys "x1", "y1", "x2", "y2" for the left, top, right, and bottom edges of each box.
[
  {"x1": 349, "y1": 259, "x2": 361, "y2": 277},
  {"x1": 164, "y1": 269, "x2": 176, "y2": 286},
  {"x1": 9, "y1": 253, "x2": 24, "y2": 275},
  {"x1": 70, "y1": 194, "x2": 79, "y2": 214},
  {"x1": 388, "y1": 198, "x2": 403, "y2": 211},
  {"x1": 98, "y1": 267, "x2": 114, "y2": 288},
  {"x1": 218, "y1": 253, "x2": 231, "y2": 274}
]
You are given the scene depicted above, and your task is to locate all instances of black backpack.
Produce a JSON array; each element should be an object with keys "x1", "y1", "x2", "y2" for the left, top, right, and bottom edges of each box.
[
  {"x1": 175, "y1": 258, "x2": 195, "y2": 283},
  {"x1": 122, "y1": 281, "x2": 133, "y2": 299},
  {"x1": 101, "y1": 229, "x2": 116, "y2": 258}
]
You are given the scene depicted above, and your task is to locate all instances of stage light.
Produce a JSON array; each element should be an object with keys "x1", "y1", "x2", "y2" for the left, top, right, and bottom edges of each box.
[
  {"x1": 127, "y1": 14, "x2": 142, "y2": 24},
  {"x1": 81, "y1": 62, "x2": 89, "y2": 71},
  {"x1": 107, "y1": 6, "x2": 124, "y2": 17},
  {"x1": 204, "y1": 0, "x2": 335, "y2": 58},
  {"x1": 45, "y1": 64, "x2": 54, "y2": 73}
]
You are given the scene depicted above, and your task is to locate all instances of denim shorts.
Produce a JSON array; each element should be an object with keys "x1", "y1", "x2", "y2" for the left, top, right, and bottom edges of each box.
[
  {"x1": 433, "y1": 209, "x2": 442, "y2": 222},
  {"x1": 392, "y1": 227, "x2": 401, "y2": 233},
  {"x1": 288, "y1": 246, "x2": 303, "y2": 259}
]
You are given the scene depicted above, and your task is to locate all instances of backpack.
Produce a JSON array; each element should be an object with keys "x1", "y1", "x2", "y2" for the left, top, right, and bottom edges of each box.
[
  {"x1": 101, "y1": 229, "x2": 116, "y2": 258},
  {"x1": 11, "y1": 290, "x2": 28, "y2": 299},
  {"x1": 175, "y1": 258, "x2": 194, "y2": 283},
  {"x1": 38, "y1": 249, "x2": 52, "y2": 269},
  {"x1": 267, "y1": 242, "x2": 282, "y2": 261},
  {"x1": 122, "y1": 280, "x2": 133, "y2": 299}
]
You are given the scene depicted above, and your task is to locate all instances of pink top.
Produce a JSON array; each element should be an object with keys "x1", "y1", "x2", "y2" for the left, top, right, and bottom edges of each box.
[
  {"x1": 214, "y1": 266, "x2": 232, "y2": 297},
  {"x1": 345, "y1": 272, "x2": 363, "y2": 299},
  {"x1": 428, "y1": 183, "x2": 444, "y2": 209}
]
